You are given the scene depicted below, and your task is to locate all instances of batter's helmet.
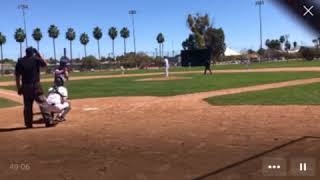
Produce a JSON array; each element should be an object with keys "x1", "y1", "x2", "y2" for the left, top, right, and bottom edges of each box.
[{"x1": 60, "y1": 56, "x2": 69, "y2": 67}]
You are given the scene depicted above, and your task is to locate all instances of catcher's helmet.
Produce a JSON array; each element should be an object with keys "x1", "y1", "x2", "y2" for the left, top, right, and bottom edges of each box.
[{"x1": 54, "y1": 77, "x2": 64, "y2": 87}]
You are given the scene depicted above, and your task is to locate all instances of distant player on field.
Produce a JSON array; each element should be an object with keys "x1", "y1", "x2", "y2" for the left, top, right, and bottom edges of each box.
[
  {"x1": 204, "y1": 59, "x2": 212, "y2": 75},
  {"x1": 164, "y1": 58, "x2": 170, "y2": 77}
]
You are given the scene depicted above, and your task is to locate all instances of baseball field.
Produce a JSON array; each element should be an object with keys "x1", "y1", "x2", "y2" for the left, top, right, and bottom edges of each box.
[{"x1": 1, "y1": 62, "x2": 320, "y2": 179}]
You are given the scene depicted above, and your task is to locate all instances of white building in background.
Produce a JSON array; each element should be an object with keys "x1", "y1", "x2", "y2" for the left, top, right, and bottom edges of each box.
[
  {"x1": 224, "y1": 47, "x2": 241, "y2": 56},
  {"x1": 287, "y1": 47, "x2": 301, "y2": 54}
]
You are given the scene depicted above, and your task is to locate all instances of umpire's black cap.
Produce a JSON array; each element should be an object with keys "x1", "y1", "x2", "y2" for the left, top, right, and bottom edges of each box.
[{"x1": 25, "y1": 47, "x2": 35, "y2": 57}]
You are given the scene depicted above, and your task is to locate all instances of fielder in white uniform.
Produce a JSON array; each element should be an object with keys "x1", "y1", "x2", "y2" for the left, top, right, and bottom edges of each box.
[
  {"x1": 164, "y1": 58, "x2": 170, "y2": 77},
  {"x1": 47, "y1": 77, "x2": 71, "y2": 121}
]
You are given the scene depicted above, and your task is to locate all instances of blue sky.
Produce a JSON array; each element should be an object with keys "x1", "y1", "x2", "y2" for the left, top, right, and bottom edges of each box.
[{"x1": 0, "y1": 0, "x2": 317, "y2": 59}]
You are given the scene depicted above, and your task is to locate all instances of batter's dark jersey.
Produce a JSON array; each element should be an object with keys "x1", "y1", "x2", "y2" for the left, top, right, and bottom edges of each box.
[{"x1": 15, "y1": 56, "x2": 46, "y2": 84}]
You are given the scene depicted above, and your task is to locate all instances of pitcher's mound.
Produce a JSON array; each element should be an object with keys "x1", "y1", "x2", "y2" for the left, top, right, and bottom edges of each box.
[{"x1": 136, "y1": 76, "x2": 192, "y2": 82}]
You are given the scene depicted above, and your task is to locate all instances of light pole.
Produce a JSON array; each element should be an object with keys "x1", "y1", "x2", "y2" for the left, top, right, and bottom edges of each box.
[
  {"x1": 129, "y1": 10, "x2": 137, "y2": 54},
  {"x1": 155, "y1": 48, "x2": 158, "y2": 57},
  {"x1": 18, "y1": 4, "x2": 29, "y2": 48},
  {"x1": 256, "y1": 0, "x2": 264, "y2": 50}
]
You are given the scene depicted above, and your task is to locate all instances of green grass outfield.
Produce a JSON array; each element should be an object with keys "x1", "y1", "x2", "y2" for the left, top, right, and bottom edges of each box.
[
  {"x1": 1, "y1": 60, "x2": 320, "y2": 82},
  {"x1": 0, "y1": 98, "x2": 19, "y2": 108},
  {"x1": 206, "y1": 82, "x2": 320, "y2": 105},
  {"x1": 2, "y1": 72, "x2": 320, "y2": 99}
]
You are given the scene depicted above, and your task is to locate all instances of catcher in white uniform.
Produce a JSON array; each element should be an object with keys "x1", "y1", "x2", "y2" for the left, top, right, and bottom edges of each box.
[{"x1": 47, "y1": 77, "x2": 71, "y2": 121}]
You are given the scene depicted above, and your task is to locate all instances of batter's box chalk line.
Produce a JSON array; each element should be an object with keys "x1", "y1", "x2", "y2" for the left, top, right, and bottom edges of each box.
[{"x1": 82, "y1": 107, "x2": 100, "y2": 111}]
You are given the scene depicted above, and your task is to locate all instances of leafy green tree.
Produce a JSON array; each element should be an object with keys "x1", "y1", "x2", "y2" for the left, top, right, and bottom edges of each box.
[
  {"x1": 93, "y1": 27, "x2": 103, "y2": 59},
  {"x1": 32, "y1": 28, "x2": 42, "y2": 51},
  {"x1": 204, "y1": 27, "x2": 226, "y2": 62},
  {"x1": 257, "y1": 48, "x2": 265, "y2": 56},
  {"x1": 48, "y1": 25, "x2": 60, "y2": 60},
  {"x1": 247, "y1": 49, "x2": 255, "y2": 54},
  {"x1": 0, "y1": 32, "x2": 6, "y2": 75},
  {"x1": 293, "y1": 41, "x2": 297, "y2": 49},
  {"x1": 66, "y1": 28, "x2": 76, "y2": 61},
  {"x1": 279, "y1": 36, "x2": 285, "y2": 43},
  {"x1": 182, "y1": 34, "x2": 197, "y2": 50},
  {"x1": 312, "y1": 39, "x2": 319, "y2": 48},
  {"x1": 265, "y1": 39, "x2": 270, "y2": 48},
  {"x1": 80, "y1": 33, "x2": 89, "y2": 57},
  {"x1": 265, "y1": 39, "x2": 281, "y2": 50},
  {"x1": 187, "y1": 13, "x2": 210, "y2": 48},
  {"x1": 14, "y1": 28, "x2": 26, "y2": 58},
  {"x1": 120, "y1": 27, "x2": 130, "y2": 55},
  {"x1": 279, "y1": 35, "x2": 286, "y2": 50},
  {"x1": 81, "y1": 55, "x2": 99, "y2": 70},
  {"x1": 285, "y1": 41, "x2": 291, "y2": 51},
  {"x1": 108, "y1": 27, "x2": 118, "y2": 58},
  {"x1": 156, "y1": 33, "x2": 165, "y2": 57},
  {"x1": 185, "y1": 13, "x2": 225, "y2": 64}
]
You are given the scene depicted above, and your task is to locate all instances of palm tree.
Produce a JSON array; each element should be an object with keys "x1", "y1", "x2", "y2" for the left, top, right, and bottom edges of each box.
[
  {"x1": 156, "y1": 33, "x2": 165, "y2": 58},
  {"x1": 108, "y1": 27, "x2": 118, "y2": 58},
  {"x1": 66, "y1": 28, "x2": 76, "y2": 61},
  {"x1": 313, "y1": 39, "x2": 319, "y2": 48},
  {"x1": 120, "y1": 27, "x2": 130, "y2": 55},
  {"x1": 80, "y1": 33, "x2": 89, "y2": 57},
  {"x1": 14, "y1": 28, "x2": 26, "y2": 58},
  {"x1": 48, "y1": 25, "x2": 60, "y2": 60},
  {"x1": 279, "y1": 35, "x2": 285, "y2": 50},
  {"x1": 293, "y1": 41, "x2": 297, "y2": 49},
  {"x1": 32, "y1": 28, "x2": 42, "y2": 51},
  {"x1": 93, "y1": 27, "x2": 103, "y2": 59},
  {"x1": 265, "y1": 39, "x2": 271, "y2": 49},
  {"x1": 0, "y1": 32, "x2": 6, "y2": 75}
]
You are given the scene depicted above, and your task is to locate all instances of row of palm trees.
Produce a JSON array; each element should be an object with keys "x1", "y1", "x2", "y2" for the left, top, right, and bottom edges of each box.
[
  {"x1": 0, "y1": 25, "x2": 166, "y2": 61},
  {"x1": 2, "y1": 25, "x2": 131, "y2": 59}
]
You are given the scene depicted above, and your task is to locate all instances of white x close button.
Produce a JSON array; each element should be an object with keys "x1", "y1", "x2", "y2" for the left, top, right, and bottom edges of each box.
[{"x1": 303, "y1": 5, "x2": 314, "y2": 16}]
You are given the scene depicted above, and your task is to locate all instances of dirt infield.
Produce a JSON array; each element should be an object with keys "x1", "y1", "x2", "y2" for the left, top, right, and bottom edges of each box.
[
  {"x1": 1, "y1": 69, "x2": 320, "y2": 179},
  {"x1": 1, "y1": 96, "x2": 320, "y2": 179}
]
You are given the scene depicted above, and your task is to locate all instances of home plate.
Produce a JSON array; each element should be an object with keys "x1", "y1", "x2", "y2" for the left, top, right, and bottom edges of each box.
[{"x1": 83, "y1": 107, "x2": 99, "y2": 111}]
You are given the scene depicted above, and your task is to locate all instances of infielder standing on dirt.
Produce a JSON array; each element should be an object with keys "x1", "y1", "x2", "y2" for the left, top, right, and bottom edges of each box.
[
  {"x1": 164, "y1": 58, "x2": 170, "y2": 77},
  {"x1": 204, "y1": 59, "x2": 212, "y2": 75},
  {"x1": 15, "y1": 47, "x2": 56, "y2": 128}
]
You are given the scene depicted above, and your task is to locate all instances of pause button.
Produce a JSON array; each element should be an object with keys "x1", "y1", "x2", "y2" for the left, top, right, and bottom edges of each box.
[
  {"x1": 290, "y1": 158, "x2": 316, "y2": 176},
  {"x1": 299, "y1": 163, "x2": 307, "y2": 171}
]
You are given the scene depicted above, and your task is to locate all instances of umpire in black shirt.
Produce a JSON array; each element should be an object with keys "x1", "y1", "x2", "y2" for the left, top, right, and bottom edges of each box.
[{"x1": 15, "y1": 47, "x2": 56, "y2": 128}]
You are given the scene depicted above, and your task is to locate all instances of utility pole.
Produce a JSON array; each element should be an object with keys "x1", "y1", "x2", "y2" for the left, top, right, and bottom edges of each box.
[
  {"x1": 18, "y1": 4, "x2": 29, "y2": 48},
  {"x1": 129, "y1": 10, "x2": 137, "y2": 54},
  {"x1": 172, "y1": 40, "x2": 174, "y2": 57},
  {"x1": 256, "y1": 0, "x2": 264, "y2": 50}
]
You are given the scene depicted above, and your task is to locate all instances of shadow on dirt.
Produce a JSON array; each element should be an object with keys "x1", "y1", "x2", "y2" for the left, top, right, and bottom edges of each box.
[
  {"x1": 0, "y1": 126, "x2": 46, "y2": 133},
  {"x1": 0, "y1": 118, "x2": 47, "y2": 133}
]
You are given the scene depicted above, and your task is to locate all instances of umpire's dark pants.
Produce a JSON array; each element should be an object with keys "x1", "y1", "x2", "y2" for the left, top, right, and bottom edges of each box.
[{"x1": 22, "y1": 83, "x2": 51, "y2": 127}]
